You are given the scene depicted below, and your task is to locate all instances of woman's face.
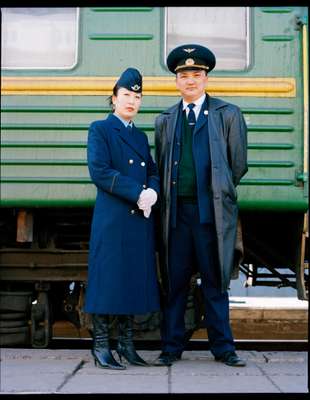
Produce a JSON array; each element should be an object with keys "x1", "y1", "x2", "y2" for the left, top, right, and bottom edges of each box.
[{"x1": 112, "y1": 87, "x2": 142, "y2": 121}]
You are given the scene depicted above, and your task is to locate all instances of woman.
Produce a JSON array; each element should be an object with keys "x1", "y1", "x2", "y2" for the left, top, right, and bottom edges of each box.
[{"x1": 84, "y1": 68, "x2": 160, "y2": 370}]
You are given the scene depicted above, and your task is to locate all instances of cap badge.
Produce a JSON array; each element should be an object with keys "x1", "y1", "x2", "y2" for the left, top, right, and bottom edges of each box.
[
  {"x1": 183, "y1": 48, "x2": 195, "y2": 53},
  {"x1": 185, "y1": 58, "x2": 195, "y2": 66},
  {"x1": 131, "y1": 84, "x2": 140, "y2": 91}
]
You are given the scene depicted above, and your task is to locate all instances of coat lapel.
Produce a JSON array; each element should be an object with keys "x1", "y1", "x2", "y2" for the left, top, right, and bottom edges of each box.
[
  {"x1": 207, "y1": 95, "x2": 228, "y2": 143},
  {"x1": 194, "y1": 94, "x2": 229, "y2": 136},
  {"x1": 108, "y1": 114, "x2": 146, "y2": 159},
  {"x1": 165, "y1": 102, "x2": 182, "y2": 168},
  {"x1": 193, "y1": 97, "x2": 208, "y2": 136},
  {"x1": 130, "y1": 124, "x2": 148, "y2": 159},
  {"x1": 164, "y1": 101, "x2": 181, "y2": 144}
]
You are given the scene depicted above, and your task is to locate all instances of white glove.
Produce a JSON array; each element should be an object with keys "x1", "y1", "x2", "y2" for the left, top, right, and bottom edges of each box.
[
  {"x1": 137, "y1": 188, "x2": 158, "y2": 211},
  {"x1": 143, "y1": 207, "x2": 152, "y2": 218}
]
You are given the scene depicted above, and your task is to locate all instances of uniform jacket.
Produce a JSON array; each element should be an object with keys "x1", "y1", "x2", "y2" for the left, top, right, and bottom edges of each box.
[
  {"x1": 154, "y1": 94, "x2": 248, "y2": 294},
  {"x1": 84, "y1": 113, "x2": 160, "y2": 315}
]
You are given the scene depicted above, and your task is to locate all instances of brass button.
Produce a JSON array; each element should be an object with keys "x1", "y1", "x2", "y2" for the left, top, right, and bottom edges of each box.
[
  {"x1": 129, "y1": 159, "x2": 134, "y2": 164},
  {"x1": 143, "y1": 184, "x2": 147, "y2": 189},
  {"x1": 174, "y1": 161, "x2": 178, "y2": 165},
  {"x1": 140, "y1": 161, "x2": 146, "y2": 167},
  {"x1": 130, "y1": 209, "x2": 135, "y2": 214},
  {"x1": 172, "y1": 181, "x2": 176, "y2": 185}
]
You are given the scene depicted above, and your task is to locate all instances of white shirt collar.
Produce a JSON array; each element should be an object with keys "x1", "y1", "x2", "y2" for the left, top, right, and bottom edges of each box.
[
  {"x1": 113, "y1": 112, "x2": 133, "y2": 128},
  {"x1": 182, "y1": 93, "x2": 206, "y2": 111}
]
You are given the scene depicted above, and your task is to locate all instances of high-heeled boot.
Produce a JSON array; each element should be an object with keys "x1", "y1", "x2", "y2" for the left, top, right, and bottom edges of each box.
[
  {"x1": 91, "y1": 314, "x2": 126, "y2": 370},
  {"x1": 116, "y1": 315, "x2": 148, "y2": 366}
]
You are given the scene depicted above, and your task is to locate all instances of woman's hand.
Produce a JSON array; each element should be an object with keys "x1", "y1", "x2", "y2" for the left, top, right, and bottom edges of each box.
[{"x1": 137, "y1": 188, "x2": 158, "y2": 217}]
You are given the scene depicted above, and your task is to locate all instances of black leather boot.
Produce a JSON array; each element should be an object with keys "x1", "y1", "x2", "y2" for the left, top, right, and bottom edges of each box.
[
  {"x1": 92, "y1": 314, "x2": 126, "y2": 370},
  {"x1": 116, "y1": 315, "x2": 148, "y2": 366}
]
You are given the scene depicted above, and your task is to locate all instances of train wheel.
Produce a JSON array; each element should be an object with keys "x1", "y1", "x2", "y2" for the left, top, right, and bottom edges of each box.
[{"x1": 31, "y1": 291, "x2": 52, "y2": 348}]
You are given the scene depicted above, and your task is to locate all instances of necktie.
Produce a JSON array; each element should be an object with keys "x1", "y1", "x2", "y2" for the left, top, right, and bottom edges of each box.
[
  {"x1": 127, "y1": 123, "x2": 132, "y2": 132},
  {"x1": 187, "y1": 103, "x2": 196, "y2": 130}
]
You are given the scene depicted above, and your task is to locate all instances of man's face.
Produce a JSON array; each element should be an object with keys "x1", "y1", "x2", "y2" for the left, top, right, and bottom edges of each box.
[{"x1": 175, "y1": 69, "x2": 208, "y2": 102}]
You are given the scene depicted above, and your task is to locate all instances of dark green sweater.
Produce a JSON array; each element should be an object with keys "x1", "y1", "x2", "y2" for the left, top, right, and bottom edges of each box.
[{"x1": 177, "y1": 112, "x2": 197, "y2": 198}]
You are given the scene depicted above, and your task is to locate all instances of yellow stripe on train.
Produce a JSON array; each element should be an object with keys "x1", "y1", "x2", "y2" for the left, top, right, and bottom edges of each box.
[{"x1": 1, "y1": 77, "x2": 296, "y2": 97}]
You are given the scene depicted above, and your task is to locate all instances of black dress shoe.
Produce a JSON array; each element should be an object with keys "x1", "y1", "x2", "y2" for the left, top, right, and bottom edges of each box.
[
  {"x1": 153, "y1": 352, "x2": 182, "y2": 366},
  {"x1": 215, "y1": 351, "x2": 246, "y2": 367}
]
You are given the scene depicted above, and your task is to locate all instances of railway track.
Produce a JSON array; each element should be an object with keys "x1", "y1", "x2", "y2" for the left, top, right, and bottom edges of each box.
[
  {"x1": 50, "y1": 312, "x2": 308, "y2": 352},
  {"x1": 1, "y1": 297, "x2": 307, "y2": 348}
]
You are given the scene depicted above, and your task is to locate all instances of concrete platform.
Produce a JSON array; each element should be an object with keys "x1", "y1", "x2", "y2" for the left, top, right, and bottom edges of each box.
[{"x1": 0, "y1": 348, "x2": 308, "y2": 394}]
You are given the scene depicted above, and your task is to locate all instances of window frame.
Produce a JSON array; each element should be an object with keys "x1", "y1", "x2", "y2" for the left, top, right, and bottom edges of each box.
[
  {"x1": 163, "y1": 7, "x2": 251, "y2": 72},
  {"x1": 1, "y1": 7, "x2": 80, "y2": 71}
]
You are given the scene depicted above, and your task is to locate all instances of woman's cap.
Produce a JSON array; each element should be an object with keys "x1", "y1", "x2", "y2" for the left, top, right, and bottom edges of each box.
[{"x1": 115, "y1": 68, "x2": 142, "y2": 93}]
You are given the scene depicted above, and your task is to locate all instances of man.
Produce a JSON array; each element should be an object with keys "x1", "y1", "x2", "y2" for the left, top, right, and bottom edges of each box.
[{"x1": 154, "y1": 44, "x2": 248, "y2": 367}]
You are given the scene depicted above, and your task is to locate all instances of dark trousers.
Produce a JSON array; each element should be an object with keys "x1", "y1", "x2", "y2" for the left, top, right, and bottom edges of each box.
[{"x1": 160, "y1": 201, "x2": 235, "y2": 358}]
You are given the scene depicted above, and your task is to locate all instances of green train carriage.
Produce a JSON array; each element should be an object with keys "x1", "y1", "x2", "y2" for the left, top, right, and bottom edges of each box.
[{"x1": 0, "y1": 6, "x2": 308, "y2": 347}]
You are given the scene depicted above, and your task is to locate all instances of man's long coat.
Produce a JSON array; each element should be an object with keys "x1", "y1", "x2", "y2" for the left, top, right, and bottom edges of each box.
[
  {"x1": 154, "y1": 94, "x2": 248, "y2": 294},
  {"x1": 84, "y1": 114, "x2": 160, "y2": 315}
]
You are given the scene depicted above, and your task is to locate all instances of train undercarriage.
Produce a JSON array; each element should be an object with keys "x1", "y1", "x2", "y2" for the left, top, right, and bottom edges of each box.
[{"x1": 0, "y1": 208, "x2": 308, "y2": 347}]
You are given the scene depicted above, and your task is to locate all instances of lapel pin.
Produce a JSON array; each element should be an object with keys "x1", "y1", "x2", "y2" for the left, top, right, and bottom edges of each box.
[{"x1": 204, "y1": 110, "x2": 209, "y2": 115}]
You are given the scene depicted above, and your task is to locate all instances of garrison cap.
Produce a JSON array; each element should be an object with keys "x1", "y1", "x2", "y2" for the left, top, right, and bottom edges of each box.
[
  {"x1": 167, "y1": 44, "x2": 216, "y2": 74},
  {"x1": 115, "y1": 67, "x2": 142, "y2": 93}
]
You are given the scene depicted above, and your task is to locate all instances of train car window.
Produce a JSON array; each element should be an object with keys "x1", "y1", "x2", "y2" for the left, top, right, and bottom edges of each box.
[
  {"x1": 1, "y1": 8, "x2": 78, "y2": 69},
  {"x1": 165, "y1": 7, "x2": 249, "y2": 71}
]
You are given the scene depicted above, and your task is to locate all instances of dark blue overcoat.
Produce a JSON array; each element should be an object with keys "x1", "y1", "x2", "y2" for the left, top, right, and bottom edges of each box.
[{"x1": 84, "y1": 113, "x2": 160, "y2": 315}]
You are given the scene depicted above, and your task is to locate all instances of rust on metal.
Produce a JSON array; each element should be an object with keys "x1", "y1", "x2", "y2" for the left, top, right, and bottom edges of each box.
[{"x1": 16, "y1": 210, "x2": 33, "y2": 243}]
